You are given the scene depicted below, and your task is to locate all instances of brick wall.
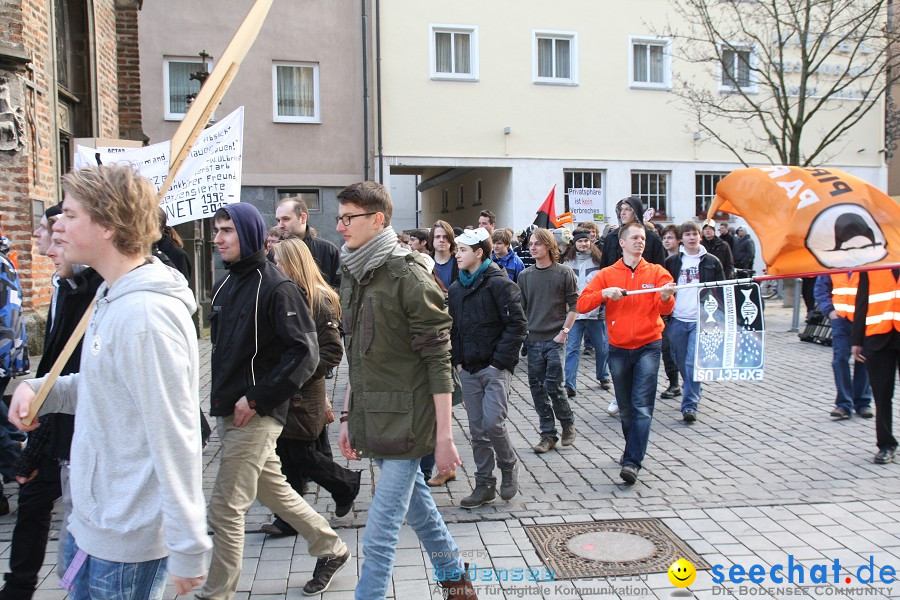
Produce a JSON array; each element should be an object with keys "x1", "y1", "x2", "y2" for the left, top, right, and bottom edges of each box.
[
  {"x1": 0, "y1": 0, "x2": 140, "y2": 323},
  {"x1": 116, "y1": 0, "x2": 145, "y2": 141}
]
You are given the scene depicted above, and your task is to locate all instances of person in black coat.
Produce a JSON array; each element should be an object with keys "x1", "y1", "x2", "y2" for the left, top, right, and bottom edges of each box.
[
  {"x1": 733, "y1": 227, "x2": 756, "y2": 270},
  {"x1": 701, "y1": 220, "x2": 735, "y2": 278},
  {"x1": 448, "y1": 228, "x2": 526, "y2": 508},
  {"x1": 599, "y1": 197, "x2": 666, "y2": 269}
]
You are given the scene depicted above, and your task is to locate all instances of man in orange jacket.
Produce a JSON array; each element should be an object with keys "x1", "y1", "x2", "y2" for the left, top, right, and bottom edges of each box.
[{"x1": 577, "y1": 221, "x2": 675, "y2": 484}]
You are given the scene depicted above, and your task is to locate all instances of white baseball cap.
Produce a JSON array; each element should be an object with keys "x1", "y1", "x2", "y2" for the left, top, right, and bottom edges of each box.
[{"x1": 456, "y1": 227, "x2": 491, "y2": 246}]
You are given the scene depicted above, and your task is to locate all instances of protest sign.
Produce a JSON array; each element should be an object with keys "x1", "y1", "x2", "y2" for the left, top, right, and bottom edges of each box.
[
  {"x1": 568, "y1": 188, "x2": 605, "y2": 223},
  {"x1": 161, "y1": 106, "x2": 244, "y2": 225},
  {"x1": 695, "y1": 283, "x2": 765, "y2": 382},
  {"x1": 73, "y1": 141, "x2": 171, "y2": 191}
]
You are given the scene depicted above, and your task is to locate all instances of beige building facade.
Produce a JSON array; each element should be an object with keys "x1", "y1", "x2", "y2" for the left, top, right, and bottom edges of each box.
[
  {"x1": 375, "y1": 0, "x2": 888, "y2": 243},
  {"x1": 138, "y1": 0, "x2": 373, "y2": 249}
]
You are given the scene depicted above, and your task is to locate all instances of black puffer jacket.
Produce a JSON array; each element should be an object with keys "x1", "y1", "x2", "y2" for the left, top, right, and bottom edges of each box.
[
  {"x1": 448, "y1": 262, "x2": 527, "y2": 374},
  {"x1": 282, "y1": 293, "x2": 343, "y2": 442},
  {"x1": 210, "y1": 250, "x2": 319, "y2": 424}
]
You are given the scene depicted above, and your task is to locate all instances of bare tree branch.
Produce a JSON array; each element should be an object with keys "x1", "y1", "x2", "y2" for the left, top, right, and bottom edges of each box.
[{"x1": 655, "y1": 0, "x2": 896, "y2": 167}]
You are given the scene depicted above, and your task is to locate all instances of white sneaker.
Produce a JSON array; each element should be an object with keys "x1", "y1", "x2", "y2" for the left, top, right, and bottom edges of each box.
[{"x1": 607, "y1": 400, "x2": 619, "y2": 416}]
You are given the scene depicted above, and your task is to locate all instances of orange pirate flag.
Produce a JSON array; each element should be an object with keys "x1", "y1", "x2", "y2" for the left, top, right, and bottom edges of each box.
[{"x1": 707, "y1": 166, "x2": 900, "y2": 275}]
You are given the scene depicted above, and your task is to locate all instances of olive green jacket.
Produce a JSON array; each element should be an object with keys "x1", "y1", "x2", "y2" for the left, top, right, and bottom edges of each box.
[{"x1": 340, "y1": 251, "x2": 454, "y2": 459}]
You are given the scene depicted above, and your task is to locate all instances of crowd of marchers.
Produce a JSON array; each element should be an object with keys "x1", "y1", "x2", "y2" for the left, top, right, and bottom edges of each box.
[{"x1": 0, "y1": 167, "x2": 896, "y2": 600}]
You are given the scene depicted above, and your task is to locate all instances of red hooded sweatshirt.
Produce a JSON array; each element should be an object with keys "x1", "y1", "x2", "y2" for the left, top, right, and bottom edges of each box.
[{"x1": 577, "y1": 258, "x2": 674, "y2": 349}]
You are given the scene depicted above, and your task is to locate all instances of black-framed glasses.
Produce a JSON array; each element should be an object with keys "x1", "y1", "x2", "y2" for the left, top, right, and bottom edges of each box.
[{"x1": 335, "y1": 212, "x2": 377, "y2": 227}]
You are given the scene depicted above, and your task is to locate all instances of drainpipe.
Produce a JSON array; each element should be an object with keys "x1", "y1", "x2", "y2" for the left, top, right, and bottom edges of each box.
[
  {"x1": 375, "y1": 0, "x2": 384, "y2": 183},
  {"x1": 361, "y1": 0, "x2": 369, "y2": 181}
]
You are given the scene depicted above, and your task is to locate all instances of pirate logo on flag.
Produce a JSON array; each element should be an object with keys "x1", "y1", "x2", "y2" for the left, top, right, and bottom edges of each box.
[
  {"x1": 704, "y1": 166, "x2": 900, "y2": 276},
  {"x1": 806, "y1": 204, "x2": 887, "y2": 269}
]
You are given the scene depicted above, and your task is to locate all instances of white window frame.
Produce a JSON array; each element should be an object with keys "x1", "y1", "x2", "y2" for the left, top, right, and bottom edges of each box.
[
  {"x1": 564, "y1": 170, "x2": 605, "y2": 214},
  {"x1": 694, "y1": 172, "x2": 729, "y2": 219},
  {"x1": 272, "y1": 62, "x2": 321, "y2": 124},
  {"x1": 628, "y1": 36, "x2": 672, "y2": 90},
  {"x1": 429, "y1": 24, "x2": 479, "y2": 81},
  {"x1": 163, "y1": 55, "x2": 213, "y2": 121},
  {"x1": 532, "y1": 30, "x2": 578, "y2": 86},
  {"x1": 719, "y1": 43, "x2": 758, "y2": 93},
  {"x1": 630, "y1": 170, "x2": 669, "y2": 219}
]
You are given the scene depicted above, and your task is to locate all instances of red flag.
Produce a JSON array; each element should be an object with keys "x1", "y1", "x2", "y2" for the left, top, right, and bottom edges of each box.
[
  {"x1": 533, "y1": 185, "x2": 558, "y2": 229},
  {"x1": 708, "y1": 166, "x2": 900, "y2": 275}
]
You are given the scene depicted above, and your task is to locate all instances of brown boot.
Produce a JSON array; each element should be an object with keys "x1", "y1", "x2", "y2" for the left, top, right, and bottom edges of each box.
[{"x1": 438, "y1": 562, "x2": 478, "y2": 598}]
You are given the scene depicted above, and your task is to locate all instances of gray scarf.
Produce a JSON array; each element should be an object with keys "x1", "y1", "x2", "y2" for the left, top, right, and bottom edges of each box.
[{"x1": 340, "y1": 226, "x2": 405, "y2": 282}]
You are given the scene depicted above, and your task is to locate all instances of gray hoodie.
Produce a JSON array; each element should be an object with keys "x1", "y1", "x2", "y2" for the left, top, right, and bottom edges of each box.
[{"x1": 27, "y1": 258, "x2": 211, "y2": 578}]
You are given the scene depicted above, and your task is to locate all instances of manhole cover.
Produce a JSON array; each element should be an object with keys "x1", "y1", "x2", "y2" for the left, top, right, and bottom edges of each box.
[
  {"x1": 567, "y1": 532, "x2": 656, "y2": 562},
  {"x1": 523, "y1": 518, "x2": 710, "y2": 580}
]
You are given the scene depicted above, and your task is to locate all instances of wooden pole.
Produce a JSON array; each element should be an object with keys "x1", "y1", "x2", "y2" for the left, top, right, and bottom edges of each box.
[{"x1": 21, "y1": 0, "x2": 274, "y2": 426}]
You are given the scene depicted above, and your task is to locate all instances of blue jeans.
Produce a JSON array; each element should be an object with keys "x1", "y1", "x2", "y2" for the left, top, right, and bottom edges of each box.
[
  {"x1": 526, "y1": 340, "x2": 575, "y2": 439},
  {"x1": 667, "y1": 319, "x2": 701, "y2": 413},
  {"x1": 564, "y1": 319, "x2": 610, "y2": 391},
  {"x1": 830, "y1": 317, "x2": 872, "y2": 413},
  {"x1": 61, "y1": 535, "x2": 167, "y2": 600},
  {"x1": 608, "y1": 341, "x2": 661, "y2": 470},
  {"x1": 357, "y1": 458, "x2": 462, "y2": 600}
]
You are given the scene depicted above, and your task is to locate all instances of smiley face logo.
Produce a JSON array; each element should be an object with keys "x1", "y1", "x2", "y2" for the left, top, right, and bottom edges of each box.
[{"x1": 668, "y1": 558, "x2": 696, "y2": 588}]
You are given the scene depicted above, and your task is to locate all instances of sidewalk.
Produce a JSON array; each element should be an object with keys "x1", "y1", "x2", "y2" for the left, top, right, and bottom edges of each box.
[{"x1": 2, "y1": 301, "x2": 898, "y2": 599}]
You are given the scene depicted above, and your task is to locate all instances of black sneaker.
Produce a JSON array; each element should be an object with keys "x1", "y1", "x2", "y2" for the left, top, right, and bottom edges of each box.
[
  {"x1": 683, "y1": 410, "x2": 697, "y2": 423},
  {"x1": 565, "y1": 386, "x2": 576, "y2": 398},
  {"x1": 874, "y1": 448, "x2": 896, "y2": 464},
  {"x1": 260, "y1": 522, "x2": 294, "y2": 537},
  {"x1": 660, "y1": 385, "x2": 682, "y2": 399},
  {"x1": 302, "y1": 550, "x2": 351, "y2": 595},
  {"x1": 620, "y1": 464, "x2": 639, "y2": 485},
  {"x1": 460, "y1": 484, "x2": 497, "y2": 509}
]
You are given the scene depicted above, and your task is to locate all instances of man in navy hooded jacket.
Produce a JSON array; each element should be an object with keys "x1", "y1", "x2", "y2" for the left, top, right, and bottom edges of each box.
[{"x1": 200, "y1": 203, "x2": 349, "y2": 599}]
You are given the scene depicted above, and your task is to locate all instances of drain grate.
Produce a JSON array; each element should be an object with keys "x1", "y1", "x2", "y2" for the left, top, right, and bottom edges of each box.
[{"x1": 523, "y1": 518, "x2": 710, "y2": 580}]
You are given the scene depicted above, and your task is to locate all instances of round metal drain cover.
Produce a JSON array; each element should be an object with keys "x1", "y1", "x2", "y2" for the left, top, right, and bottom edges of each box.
[{"x1": 566, "y1": 531, "x2": 657, "y2": 562}]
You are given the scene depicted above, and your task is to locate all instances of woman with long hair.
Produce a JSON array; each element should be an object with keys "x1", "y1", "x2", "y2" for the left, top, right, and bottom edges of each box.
[{"x1": 260, "y1": 238, "x2": 361, "y2": 535}]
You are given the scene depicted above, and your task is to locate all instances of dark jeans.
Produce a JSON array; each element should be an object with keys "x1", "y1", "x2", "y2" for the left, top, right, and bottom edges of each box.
[
  {"x1": 526, "y1": 340, "x2": 575, "y2": 440},
  {"x1": 661, "y1": 319, "x2": 680, "y2": 386},
  {"x1": 0, "y1": 457, "x2": 62, "y2": 599},
  {"x1": 608, "y1": 341, "x2": 661, "y2": 469},
  {"x1": 830, "y1": 317, "x2": 872, "y2": 413},
  {"x1": 866, "y1": 347, "x2": 900, "y2": 451},
  {"x1": 273, "y1": 436, "x2": 361, "y2": 534}
]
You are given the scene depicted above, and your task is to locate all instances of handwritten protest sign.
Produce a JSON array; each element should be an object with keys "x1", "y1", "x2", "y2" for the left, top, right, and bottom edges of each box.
[
  {"x1": 162, "y1": 106, "x2": 244, "y2": 225},
  {"x1": 73, "y1": 142, "x2": 171, "y2": 191},
  {"x1": 568, "y1": 188, "x2": 605, "y2": 223}
]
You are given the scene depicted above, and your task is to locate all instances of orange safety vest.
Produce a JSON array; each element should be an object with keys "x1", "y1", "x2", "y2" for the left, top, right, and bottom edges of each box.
[
  {"x1": 864, "y1": 269, "x2": 900, "y2": 337},
  {"x1": 830, "y1": 272, "x2": 859, "y2": 321}
]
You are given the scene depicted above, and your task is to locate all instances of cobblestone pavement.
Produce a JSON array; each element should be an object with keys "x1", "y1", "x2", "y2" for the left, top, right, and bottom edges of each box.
[{"x1": 2, "y1": 302, "x2": 899, "y2": 599}]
